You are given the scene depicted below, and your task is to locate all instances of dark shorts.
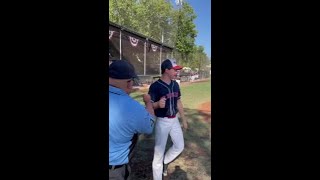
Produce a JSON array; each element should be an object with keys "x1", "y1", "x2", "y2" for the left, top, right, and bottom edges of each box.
[{"x1": 109, "y1": 164, "x2": 131, "y2": 180}]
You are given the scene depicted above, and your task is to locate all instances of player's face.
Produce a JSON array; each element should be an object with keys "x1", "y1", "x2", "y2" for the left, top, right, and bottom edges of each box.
[{"x1": 168, "y1": 68, "x2": 179, "y2": 79}]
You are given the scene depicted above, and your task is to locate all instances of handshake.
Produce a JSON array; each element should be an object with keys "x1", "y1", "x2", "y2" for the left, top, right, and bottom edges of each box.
[{"x1": 143, "y1": 94, "x2": 166, "y2": 109}]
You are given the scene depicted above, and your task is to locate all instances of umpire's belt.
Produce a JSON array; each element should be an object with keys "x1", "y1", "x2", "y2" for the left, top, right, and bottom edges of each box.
[{"x1": 109, "y1": 164, "x2": 125, "y2": 170}]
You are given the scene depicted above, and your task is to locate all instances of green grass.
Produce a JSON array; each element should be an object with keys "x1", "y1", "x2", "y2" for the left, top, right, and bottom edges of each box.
[
  {"x1": 130, "y1": 90, "x2": 144, "y2": 105},
  {"x1": 180, "y1": 81, "x2": 211, "y2": 109},
  {"x1": 130, "y1": 80, "x2": 211, "y2": 109}
]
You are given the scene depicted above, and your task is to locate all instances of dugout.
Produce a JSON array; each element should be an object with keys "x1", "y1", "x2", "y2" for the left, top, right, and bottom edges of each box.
[{"x1": 109, "y1": 21, "x2": 174, "y2": 84}]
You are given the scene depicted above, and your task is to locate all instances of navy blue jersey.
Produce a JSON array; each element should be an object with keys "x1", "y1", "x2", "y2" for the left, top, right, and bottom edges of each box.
[{"x1": 148, "y1": 79, "x2": 181, "y2": 117}]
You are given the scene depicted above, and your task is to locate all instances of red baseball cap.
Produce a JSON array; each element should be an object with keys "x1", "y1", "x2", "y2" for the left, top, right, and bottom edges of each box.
[{"x1": 161, "y1": 59, "x2": 183, "y2": 71}]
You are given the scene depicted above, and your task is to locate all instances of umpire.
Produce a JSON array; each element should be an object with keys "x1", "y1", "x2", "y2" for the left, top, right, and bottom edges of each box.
[{"x1": 109, "y1": 60, "x2": 155, "y2": 180}]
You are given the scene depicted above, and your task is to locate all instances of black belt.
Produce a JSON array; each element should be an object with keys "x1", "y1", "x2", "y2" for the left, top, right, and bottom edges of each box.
[
  {"x1": 159, "y1": 115, "x2": 176, "y2": 119},
  {"x1": 109, "y1": 164, "x2": 125, "y2": 170},
  {"x1": 166, "y1": 115, "x2": 176, "y2": 118}
]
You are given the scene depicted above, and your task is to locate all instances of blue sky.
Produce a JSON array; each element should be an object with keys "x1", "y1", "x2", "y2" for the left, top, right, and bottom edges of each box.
[{"x1": 185, "y1": 0, "x2": 211, "y2": 58}]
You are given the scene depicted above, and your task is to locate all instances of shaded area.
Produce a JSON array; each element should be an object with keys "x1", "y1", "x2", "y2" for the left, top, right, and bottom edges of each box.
[
  {"x1": 168, "y1": 166, "x2": 188, "y2": 180},
  {"x1": 130, "y1": 106, "x2": 211, "y2": 180}
]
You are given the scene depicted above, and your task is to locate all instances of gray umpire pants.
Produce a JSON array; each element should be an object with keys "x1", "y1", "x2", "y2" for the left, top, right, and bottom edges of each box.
[{"x1": 109, "y1": 164, "x2": 131, "y2": 180}]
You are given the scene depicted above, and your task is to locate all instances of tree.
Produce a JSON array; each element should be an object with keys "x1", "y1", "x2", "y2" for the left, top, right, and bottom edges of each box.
[
  {"x1": 136, "y1": 0, "x2": 174, "y2": 42},
  {"x1": 109, "y1": 0, "x2": 139, "y2": 28},
  {"x1": 109, "y1": 0, "x2": 198, "y2": 65},
  {"x1": 109, "y1": 0, "x2": 174, "y2": 43},
  {"x1": 174, "y1": 2, "x2": 197, "y2": 65}
]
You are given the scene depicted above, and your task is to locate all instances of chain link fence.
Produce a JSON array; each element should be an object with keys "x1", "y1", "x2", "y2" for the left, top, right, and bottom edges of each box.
[{"x1": 109, "y1": 21, "x2": 174, "y2": 84}]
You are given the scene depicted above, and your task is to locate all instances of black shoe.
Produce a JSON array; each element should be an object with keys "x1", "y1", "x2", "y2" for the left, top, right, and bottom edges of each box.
[{"x1": 163, "y1": 163, "x2": 168, "y2": 176}]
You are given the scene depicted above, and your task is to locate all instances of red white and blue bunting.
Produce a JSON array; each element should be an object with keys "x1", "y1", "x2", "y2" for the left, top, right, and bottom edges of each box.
[
  {"x1": 109, "y1": 30, "x2": 114, "y2": 39},
  {"x1": 129, "y1": 36, "x2": 139, "y2": 47},
  {"x1": 151, "y1": 44, "x2": 158, "y2": 52}
]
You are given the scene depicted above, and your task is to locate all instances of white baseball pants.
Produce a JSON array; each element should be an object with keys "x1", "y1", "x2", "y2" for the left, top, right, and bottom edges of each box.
[{"x1": 152, "y1": 117, "x2": 184, "y2": 180}]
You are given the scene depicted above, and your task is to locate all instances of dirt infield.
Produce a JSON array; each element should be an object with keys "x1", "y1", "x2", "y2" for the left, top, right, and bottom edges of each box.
[
  {"x1": 198, "y1": 101, "x2": 211, "y2": 113},
  {"x1": 198, "y1": 101, "x2": 211, "y2": 124}
]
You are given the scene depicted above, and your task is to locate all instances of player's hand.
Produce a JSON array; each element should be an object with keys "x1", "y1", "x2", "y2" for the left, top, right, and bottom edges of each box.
[
  {"x1": 158, "y1": 96, "x2": 166, "y2": 108},
  {"x1": 182, "y1": 121, "x2": 188, "y2": 131},
  {"x1": 143, "y1": 94, "x2": 151, "y2": 103}
]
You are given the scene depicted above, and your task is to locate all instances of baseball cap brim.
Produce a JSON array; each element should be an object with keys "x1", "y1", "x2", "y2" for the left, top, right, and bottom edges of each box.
[{"x1": 172, "y1": 65, "x2": 183, "y2": 70}]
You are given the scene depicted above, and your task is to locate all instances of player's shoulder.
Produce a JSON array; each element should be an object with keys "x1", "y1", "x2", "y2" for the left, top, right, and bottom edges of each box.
[{"x1": 150, "y1": 80, "x2": 161, "y2": 88}]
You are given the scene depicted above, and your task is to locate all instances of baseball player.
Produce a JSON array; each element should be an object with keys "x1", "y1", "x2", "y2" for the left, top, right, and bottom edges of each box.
[{"x1": 148, "y1": 59, "x2": 188, "y2": 180}]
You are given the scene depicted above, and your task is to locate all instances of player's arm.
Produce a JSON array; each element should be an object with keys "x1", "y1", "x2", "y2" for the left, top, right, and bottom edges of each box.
[{"x1": 177, "y1": 99, "x2": 188, "y2": 130}]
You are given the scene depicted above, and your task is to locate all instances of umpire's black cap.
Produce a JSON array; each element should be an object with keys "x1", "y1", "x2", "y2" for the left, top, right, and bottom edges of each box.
[{"x1": 109, "y1": 60, "x2": 138, "y2": 79}]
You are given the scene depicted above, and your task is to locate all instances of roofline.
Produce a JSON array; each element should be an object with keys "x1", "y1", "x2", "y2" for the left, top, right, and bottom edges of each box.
[{"x1": 109, "y1": 21, "x2": 174, "y2": 50}]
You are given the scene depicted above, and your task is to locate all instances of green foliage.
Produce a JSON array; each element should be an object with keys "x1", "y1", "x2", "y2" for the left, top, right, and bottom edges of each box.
[
  {"x1": 189, "y1": 45, "x2": 210, "y2": 70},
  {"x1": 109, "y1": 0, "x2": 174, "y2": 43},
  {"x1": 174, "y1": 2, "x2": 197, "y2": 56},
  {"x1": 109, "y1": 0, "x2": 209, "y2": 73},
  {"x1": 109, "y1": 0, "x2": 139, "y2": 29}
]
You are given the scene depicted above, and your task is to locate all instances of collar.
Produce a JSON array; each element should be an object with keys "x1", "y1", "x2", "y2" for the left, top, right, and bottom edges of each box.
[
  {"x1": 158, "y1": 79, "x2": 173, "y2": 86},
  {"x1": 109, "y1": 85, "x2": 127, "y2": 96}
]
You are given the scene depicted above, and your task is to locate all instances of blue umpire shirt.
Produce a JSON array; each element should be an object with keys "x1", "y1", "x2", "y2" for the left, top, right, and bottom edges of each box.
[{"x1": 109, "y1": 85, "x2": 155, "y2": 165}]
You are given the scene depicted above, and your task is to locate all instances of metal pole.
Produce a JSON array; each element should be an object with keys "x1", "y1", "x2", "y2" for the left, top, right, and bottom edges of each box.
[
  {"x1": 159, "y1": 46, "x2": 162, "y2": 76},
  {"x1": 160, "y1": 30, "x2": 163, "y2": 76},
  {"x1": 144, "y1": 40, "x2": 147, "y2": 75},
  {"x1": 120, "y1": 29, "x2": 122, "y2": 59}
]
